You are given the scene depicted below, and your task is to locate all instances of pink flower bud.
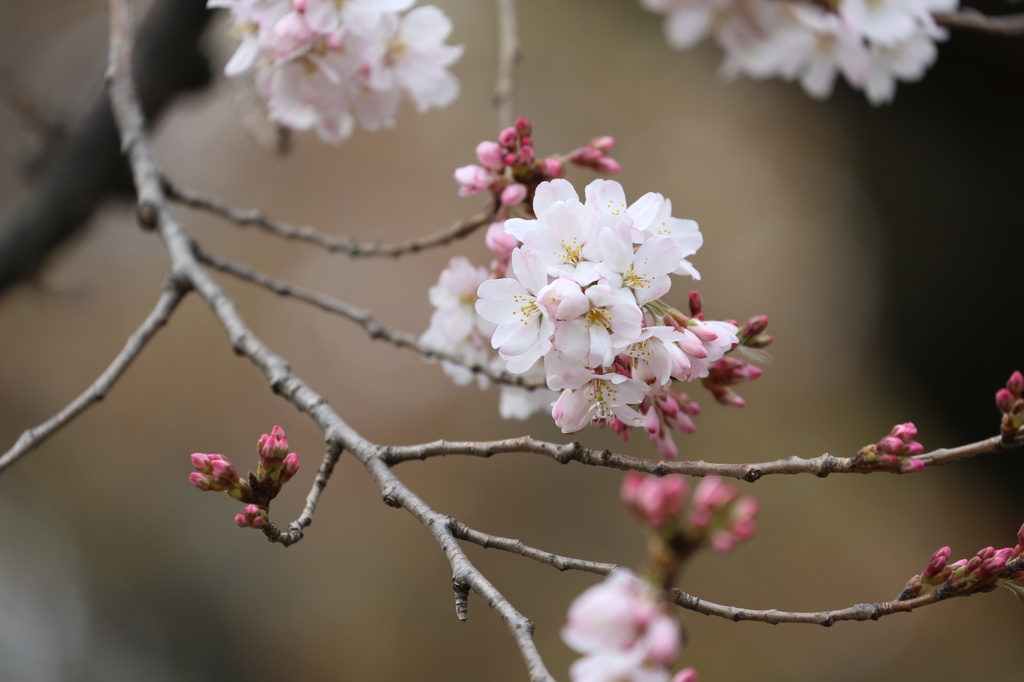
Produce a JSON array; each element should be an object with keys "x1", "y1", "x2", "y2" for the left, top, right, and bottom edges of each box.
[
  {"x1": 646, "y1": 614, "x2": 681, "y2": 665},
  {"x1": 590, "y1": 136, "x2": 615, "y2": 152},
  {"x1": 235, "y1": 504, "x2": 268, "y2": 529},
  {"x1": 996, "y1": 388, "x2": 1015, "y2": 413},
  {"x1": 475, "y1": 140, "x2": 505, "y2": 171},
  {"x1": 1017, "y1": 523, "x2": 1024, "y2": 549},
  {"x1": 516, "y1": 117, "x2": 532, "y2": 137},
  {"x1": 501, "y1": 183, "x2": 528, "y2": 206},
  {"x1": 293, "y1": 0, "x2": 306, "y2": 10},
  {"x1": 741, "y1": 315, "x2": 769, "y2": 337},
  {"x1": 281, "y1": 452, "x2": 300, "y2": 482},
  {"x1": 518, "y1": 144, "x2": 535, "y2": 166},
  {"x1": 540, "y1": 156, "x2": 564, "y2": 178},
  {"x1": 453, "y1": 165, "x2": 491, "y2": 197},
  {"x1": 900, "y1": 457, "x2": 925, "y2": 473},
  {"x1": 628, "y1": 474, "x2": 687, "y2": 528},
  {"x1": 687, "y1": 320, "x2": 719, "y2": 343},
  {"x1": 672, "y1": 668, "x2": 699, "y2": 682},
  {"x1": 889, "y1": 422, "x2": 918, "y2": 440},
  {"x1": 877, "y1": 436, "x2": 904, "y2": 454},
  {"x1": 665, "y1": 410, "x2": 696, "y2": 435},
  {"x1": 643, "y1": 406, "x2": 661, "y2": 438},
  {"x1": 189, "y1": 472, "x2": 213, "y2": 491},
  {"x1": 610, "y1": 416, "x2": 632, "y2": 441},
  {"x1": 191, "y1": 452, "x2": 212, "y2": 473},
  {"x1": 593, "y1": 157, "x2": 622, "y2": 174},
  {"x1": 688, "y1": 291, "x2": 703, "y2": 317},
  {"x1": 498, "y1": 127, "x2": 518, "y2": 149},
  {"x1": 902, "y1": 441, "x2": 924, "y2": 456},
  {"x1": 485, "y1": 221, "x2": 519, "y2": 258},
  {"x1": 1009, "y1": 371, "x2": 1024, "y2": 397},
  {"x1": 654, "y1": 430, "x2": 680, "y2": 458},
  {"x1": 620, "y1": 472, "x2": 644, "y2": 506}
]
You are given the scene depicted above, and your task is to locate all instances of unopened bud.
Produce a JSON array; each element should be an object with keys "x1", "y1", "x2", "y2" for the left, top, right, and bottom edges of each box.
[
  {"x1": 590, "y1": 136, "x2": 615, "y2": 152},
  {"x1": 900, "y1": 457, "x2": 925, "y2": 473},
  {"x1": 741, "y1": 315, "x2": 769, "y2": 337},
  {"x1": 515, "y1": 117, "x2": 532, "y2": 137},
  {"x1": 688, "y1": 291, "x2": 703, "y2": 317},
  {"x1": 518, "y1": 144, "x2": 535, "y2": 166},
  {"x1": 1009, "y1": 371, "x2": 1024, "y2": 397},
  {"x1": 877, "y1": 436, "x2": 904, "y2": 454},
  {"x1": 235, "y1": 504, "x2": 268, "y2": 529},
  {"x1": 189, "y1": 472, "x2": 213, "y2": 491},
  {"x1": 746, "y1": 334, "x2": 773, "y2": 349},
  {"x1": 890, "y1": 422, "x2": 918, "y2": 441},
  {"x1": 498, "y1": 127, "x2": 517, "y2": 149},
  {"x1": 293, "y1": 0, "x2": 307, "y2": 9},
  {"x1": 281, "y1": 452, "x2": 300, "y2": 483},
  {"x1": 997, "y1": 388, "x2": 1016, "y2": 413},
  {"x1": 902, "y1": 441, "x2": 924, "y2": 456},
  {"x1": 593, "y1": 157, "x2": 622, "y2": 174},
  {"x1": 540, "y1": 156, "x2": 564, "y2": 178},
  {"x1": 475, "y1": 140, "x2": 505, "y2": 171},
  {"x1": 501, "y1": 183, "x2": 528, "y2": 206},
  {"x1": 923, "y1": 546, "x2": 952, "y2": 581}
]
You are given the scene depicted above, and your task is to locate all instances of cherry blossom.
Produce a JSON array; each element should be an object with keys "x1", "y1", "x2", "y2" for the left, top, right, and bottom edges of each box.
[
  {"x1": 212, "y1": 0, "x2": 462, "y2": 142},
  {"x1": 562, "y1": 570, "x2": 682, "y2": 682}
]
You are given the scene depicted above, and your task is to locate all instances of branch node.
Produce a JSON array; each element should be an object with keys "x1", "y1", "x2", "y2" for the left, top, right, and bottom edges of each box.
[
  {"x1": 381, "y1": 486, "x2": 400, "y2": 508},
  {"x1": 136, "y1": 200, "x2": 158, "y2": 229},
  {"x1": 453, "y1": 576, "x2": 470, "y2": 622}
]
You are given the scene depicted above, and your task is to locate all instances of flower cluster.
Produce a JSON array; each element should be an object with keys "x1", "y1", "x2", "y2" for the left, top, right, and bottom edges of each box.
[
  {"x1": 562, "y1": 570, "x2": 690, "y2": 682},
  {"x1": 188, "y1": 425, "x2": 300, "y2": 526},
  {"x1": 899, "y1": 524, "x2": 1024, "y2": 602},
  {"x1": 855, "y1": 422, "x2": 924, "y2": 472},
  {"x1": 424, "y1": 128, "x2": 768, "y2": 454},
  {"x1": 211, "y1": 0, "x2": 462, "y2": 143},
  {"x1": 621, "y1": 473, "x2": 758, "y2": 553},
  {"x1": 996, "y1": 370, "x2": 1024, "y2": 441},
  {"x1": 454, "y1": 118, "x2": 621, "y2": 210},
  {"x1": 641, "y1": 0, "x2": 957, "y2": 104}
]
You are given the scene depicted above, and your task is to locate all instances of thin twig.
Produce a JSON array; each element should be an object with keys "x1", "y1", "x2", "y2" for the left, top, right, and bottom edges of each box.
[
  {"x1": 165, "y1": 177, "x2": 499, "y2": 258},
  {"x1": 107, "y1": 4, "x2": 554, "y2": 678},
  {"x1": 494, "y1": 0, "x2": 522, "y2": 130},
  {"x1": 448, "y1": 517, "x2": 618, "y2": 575},
  {"x1": 379, "y1": 434, "x2": 1020, "y2": 481},
  {"x1": 262, "y1": 443, "x2": 342, "y2": 546},
  {"x1": 0, "y1": 278, "x2": 189, "y2": 473},
  {"x1": 934, "y1": 10, "x2": 1024, "y2": 35},
  {"x1": 194, "y1": 247, "x2": 545, "y2": 390},
  {"x1": 670, "y1": 588, "x2": 944, "y2": 626}
]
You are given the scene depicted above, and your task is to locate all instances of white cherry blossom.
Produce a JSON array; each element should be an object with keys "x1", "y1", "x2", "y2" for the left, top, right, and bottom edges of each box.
[{"x1": 551, "y1": 372, "x2": 648, "y2": 433}]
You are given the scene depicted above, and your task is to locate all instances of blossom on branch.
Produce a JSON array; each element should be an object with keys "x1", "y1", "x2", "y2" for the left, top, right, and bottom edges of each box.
[
  {"x1": 211, "y1": 0, "x2": 462, "y2": 142},
  {"x1": 641, "y1": 0, "x2": 957, "y2": 104}
]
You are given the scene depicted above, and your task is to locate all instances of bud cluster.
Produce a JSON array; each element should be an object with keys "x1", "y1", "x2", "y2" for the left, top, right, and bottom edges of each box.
[
  {"x1": 454, "y1": 117, "x2": 621, "y2": 210},
  {"x1": 856, "y1": 422, "x2": 925, "y2": 473},
  {"x1": 899, "y1": 523, "x2": 1024, "y2": 602},
  {"x1": 188, "y1": 425, "x2": 301, "y2": 528},
  {"x1": 996, "y1": 370, "x2": 1024, "y2": 441},
  {"x1": 620, "y1": 473, "x2": 758, "y2": 554}
]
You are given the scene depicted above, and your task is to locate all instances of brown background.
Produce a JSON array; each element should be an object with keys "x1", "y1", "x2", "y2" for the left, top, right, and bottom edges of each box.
[{"x1": 0, "y1": 1, "x2": 1020, "y2": 680}]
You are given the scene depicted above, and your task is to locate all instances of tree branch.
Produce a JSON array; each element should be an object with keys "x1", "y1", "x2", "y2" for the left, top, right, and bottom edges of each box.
[
  {"x1": 0, "y1": 0, "x2": 212, "y2": 297},
  {"x1": 378, "y1": 433, "x2": 1022, "y2": 481},
  {"x1": 165, "y1": 177, "x2": 499, "y2": 258},
  {"x1": 194, "y1": 246, "x2": 545, "y2": 389},
  {"x1": 934, "y1": 10, "x2": 1024, "y2": 35},
  {"x1": 0, "y1": 277, "x2": 189, "y2": 474},
  {"x1": 107, "y1": 4, "x2": 554, "y2": 678},
  {"x1": 448, "y1": 517, "x2": 618, "y2": 575},
  {"x1": 494, "y1": 0, "x2": 522, "y2": 130}
]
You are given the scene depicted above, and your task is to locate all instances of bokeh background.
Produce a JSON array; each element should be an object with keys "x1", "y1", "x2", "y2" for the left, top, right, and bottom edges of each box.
[{"x1": 1, "y1": 1, "x2": 1022, "y2": 681}]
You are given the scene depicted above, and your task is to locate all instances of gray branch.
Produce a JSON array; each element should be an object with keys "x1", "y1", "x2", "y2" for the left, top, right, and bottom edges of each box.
[
  {"x1": 0, "y1": 277, "x2": 188, "y2": 473},
  {"x1": 378, "y1": 433, "x2": 1022, "y2": 481},
  {"x1": 166, "y1": 177, "x2": 499, "y2": 258}
]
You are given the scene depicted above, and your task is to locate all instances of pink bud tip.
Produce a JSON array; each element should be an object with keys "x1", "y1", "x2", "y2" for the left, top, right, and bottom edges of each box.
[
  {"x1": 453, "y1": 165, "x2": 491, "y2": 197},
  {"x1": 503, "y1": 152, "x2": 517, "y2": 166},
  {"x1": 672, "y1": 668, "x2": 699, "y2": 682},
  {"x1": 281, "y1": 452, "x2": 300, "y2": 482},
  {"x1": 590, "y1": 136, "x2": 615, "y2": 153},
  {"x1": 996, "y1": 388, "x2": 1015, "y2": 413},
  {"x1": 889, "y1": 422, "x2": 918, "y2": 441},
  {"x1": 620, "y1": 472, "x2": 644, "y2": 505},
  {"x1": 1009, "y1": 371, "x2": 1024, "y2": 397},
  {"x1": 541, "y1": 157, "x2": 564, "y2": 178},
  {"x1": 900, "y1": 458, "x2": 925, "y2": 473},
  {"x1": 593, "y1": 157, "x2": 622, "y2": 174},
  {"x1": 688, "y1": 291, "x2": 702, "y2": 317},
  {"x1": 191, "y1": 453, "x2": 211, "y2": 472},
  {"x1": 742, "y1": 315, "x2": 769, "y2": 337},
  {"x1": 902, "y1": 441, "x2": 924, "y2": 456},
  {"x1": 293, "y1": 0, "x2": 306, "y2": 10},
  {"x1": 501, "y1": 183, "x2": 528, "y2": 206},
  {"x1": 234, "y1": 513, "x2": 249, "y2": 527},
  {"x1": 475, "y1": 140, "x2": 505, "y2": 171},
  {"x1": 189, "y1": 472, "x2": 213, "y2": 491},
  {"x1": 877, "y1": 436, "x2": 904, "y2": 454},
  {"x1": 498, "y1": 127, "x2": 518, "y2": 149},
  {"x1": 516, "y1": 117, "x2": 532, "y2": 137},
  {"x1": 518, "y1": 145, "x2": 535, "y2": 166}
]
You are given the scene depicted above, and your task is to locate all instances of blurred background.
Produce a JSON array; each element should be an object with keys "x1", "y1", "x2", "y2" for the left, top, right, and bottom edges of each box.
[{"x1": 1, "y1": 0, "x2": 1022, "y2": 680}]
